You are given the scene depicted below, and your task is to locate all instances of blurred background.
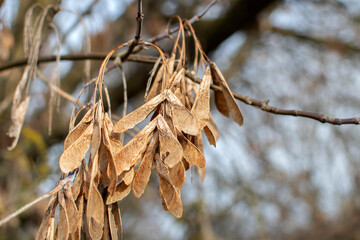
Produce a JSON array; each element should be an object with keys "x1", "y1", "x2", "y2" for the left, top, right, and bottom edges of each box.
[{"x1": 1, "y1": 0, "x2": 360, "y2": 239}]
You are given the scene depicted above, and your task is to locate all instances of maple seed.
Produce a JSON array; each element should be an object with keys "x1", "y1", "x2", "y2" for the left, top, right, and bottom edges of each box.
[{"x1": 210, "y1": 61, "x2": 244, "y2": 126}]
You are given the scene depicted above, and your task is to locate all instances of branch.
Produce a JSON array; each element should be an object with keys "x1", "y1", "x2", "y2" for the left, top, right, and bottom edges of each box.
[
  {"x1": 120, "y1": 0, "x2": 144, "y2": 62},
  {"x1": 36, "y1": 70, "x2": 85, "y2": 107},
  {"x1": 186, "y1": 72, "x2": 360, "y2": 125},
  {"x1": 0, "y1": 53, "x2": 159, "y2": 72},
  {"x1": 188, "y1": 0, "x2": 218, "y2": 24},
  {"x1": 135, "y1": 0, "x2": 143, "y2": 41},
  {"x1": 2, "y1": 52, "x2": 359, "y2": 125},
  {"x1": 148, "y1": 0, "x2": 218, "y2": 43},
  {"x1": 3, "y1": 52, "x2": 359, "y2": 125},
  {"x1": 0, "y1": 177, "x2": 72, "y2": 227}
]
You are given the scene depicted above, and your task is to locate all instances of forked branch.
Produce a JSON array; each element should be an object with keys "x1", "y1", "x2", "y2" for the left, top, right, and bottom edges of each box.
[
  {"x1": 121, "y1": 0, "x2": 144, "y2": 62},
  {"x1": 148, "y1": 0, "x2": 218, "y2": 43}
]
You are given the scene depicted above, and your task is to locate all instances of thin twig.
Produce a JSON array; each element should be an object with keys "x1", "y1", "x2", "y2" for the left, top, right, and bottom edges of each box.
[
  {"x1": 37, "y1": 70, "x2": 85, "y2": 107},
  {"x1": 121, "y1": 0, "x2": 144, "y2": 62},
  {"x1": 119, "y1": 64, "x2": 128, "y2": 144},
  {"x1": 148, "y1": 0, "x2": 218, "y2": 43},
  {"x1": 188, "y1": 0, "x2": 218, "y2": 24},
  {"x1": 38, "y1": 70, "x2": 123, "y2": 125},
  {"x1": 0, "y1": 53, "x2": 159, "y2": 72},
  {"x1": 0, "y1": 177, "x2": 72, "y2": 227},
  {"x1": 186, "y1": 72, "x2": 360, "y2": 125},
  {"x1": 144, "y1": 56, "x2": 161, "y2": 99},
  {"x1": 135, "y1": 0, "x2": 143, "y2": 41}
]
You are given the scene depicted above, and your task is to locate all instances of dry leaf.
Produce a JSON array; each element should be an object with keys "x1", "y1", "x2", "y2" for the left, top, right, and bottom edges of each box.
[
  {"x1": 155, "y1": 157, "x2": 183, "y2": 218},
  {"x1": 163, "y1": 102, "x2": 176, "y2": 132},
  {"x1": 156, "y1": 154, "x2": 169, "y2": 179},
  {"x1": 177, "y1": 131, "x2": 205, "y2": 168},
  {"x1": 102, "y1": 209, "x2": 110, "y2": 240},
  {"x1": 108, "y1": 203, "x2": 122, "y2": 240},
  {"x1": 7, "y1": 66, "x2": 31, "y2": 150},
  {"x1": 99, "y1": 142, "x2": 111, "y2": 188},
  {"x1": 106, "y1": 155, "x2": 118, "y2": 195},
  {"x1": 59, "y1": 121, "x2": 93, "y2": 173},
  {"x1": 110, "y1": 134, "x2": 122, "y2": 155},
  {"x1": 171, "y1": 69, "x2": 188, "y2": 107},
  {"x1": 194, "y1": 130, "x2": 204, "y2": 153},
  {"x1": 185, "y1": 78, "x2": 196, "y2": 105},
  {"x1": 90, "y1": 101, "x2": 103, "y2": 159},
  {"x1": 145, "y1": 64, "x2": 164, "y2": 102},
  {"x1": 7, "y1": 96, "x2": 30, "y2": 150},
  {"x1": 87, "y1": 181, "x2": 104, "y2": 240},
  {"x1": 158, "y1": 175, "x2": 183, "y2": 218},
  {"x1": 72, "y1": 162, "x2": 85, "y2": 200},
  {"x1": 206, "y1": 114, "x2": 219, "y2": 146},
  {"x1": 63, "y1": 182, "x2": 81, "y2": 236},
  {"x1": 64, "y1": 105, "x2": 95, "y2": 150},
  {"x1": 122, "y1": 168, "x2": 134, "y2": 185},
  {"x1": 113, "y1": 92, "x2": 166, "y2": 133},
  {"x1": 74, "y1": 195, "x2": 85, "y2": 239},
  {"x1": 168, "y1": 161, "x2": 186, "y2": 189},
  {"x1": 182, "y1": 157, "x2": 190, "y2": 171},
  {"x1": 191, "y1": 66, "x2": 211, "y2": 129},
  {"x1": 132, "y1": 134, "x2": 157, "y2": 198},
  {"x1": 87, "y1": 154, "x2": 104, "y2": 240},
  {"x1": 104, "y1": 114, "x2": 122, "y2": 156},
  {"x1": 169, "y1": 68, "x2": 185, "y2": 90},
  {"x1": 166, "y1": 90, "x2": 200, "y2": 135},
  {"x1": 106, "y1": 181, "x2": 132, "y2": 204},
  {"x1": 36, "y1": 195, "x2": 58, "y2": 240},
  {"x1": 86, "y1": 105, "x2": 104, "y2": 239},
  {"x1": 58, "y1": 192, "x2": 70, "y2": 240},
  {"x1": 167, "y1": 53, "x2": 176, "y2": 77},
  {"x1": 210, "y1": 62, "x2": 243, "y2": 126},
  {"x1": 157, "y1": 115, "x2": 183, "y2": 168},
  {"x1": 102, "y1": 114, "x2": 121, "y2": 194},
  {"x1": 114, "y1": 116, "x2": 157, "y2": 173}
]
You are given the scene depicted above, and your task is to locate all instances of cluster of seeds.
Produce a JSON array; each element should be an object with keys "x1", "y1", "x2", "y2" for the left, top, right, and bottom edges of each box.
[{"x1": 36, "y1": 18, "x2": 243, "y2": 240}]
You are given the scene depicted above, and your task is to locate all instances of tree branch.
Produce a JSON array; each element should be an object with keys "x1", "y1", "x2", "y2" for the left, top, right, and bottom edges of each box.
[
  {"x1": 0, "y1": 177, "x2": 72, "y2": 227},
  {"x1": 148, "y1": 0, "x2": 218, "y2": 43},
  {"x1": 0, "y1": 53, "x2": 159, "y2": 72},
  {"x1": 121, "y1": 0, "x2": 144, "y2": 62},
  {"x1": 2, "y1": 51, "x2": 359, "y2": 125},
  {"x1": 135, "y1": 0, "x2": 143, "y2": 41},
  {"x1": 186, "y1": 72, "x2": 360, "y2": 125}
]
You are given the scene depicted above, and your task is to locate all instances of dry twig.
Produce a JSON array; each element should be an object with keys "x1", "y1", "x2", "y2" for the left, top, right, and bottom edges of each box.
[
  {"x1": 186, "y1": 72, "x2": 360, "y2": 125},
  {"x1": 0, "y1": 177, "x2": 73, "y2": 227}
]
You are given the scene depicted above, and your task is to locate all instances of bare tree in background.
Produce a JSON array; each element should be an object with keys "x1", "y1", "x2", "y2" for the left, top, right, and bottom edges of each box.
[{"x1": 1, "y1": 0, "x2": 360, "y2": 239}]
